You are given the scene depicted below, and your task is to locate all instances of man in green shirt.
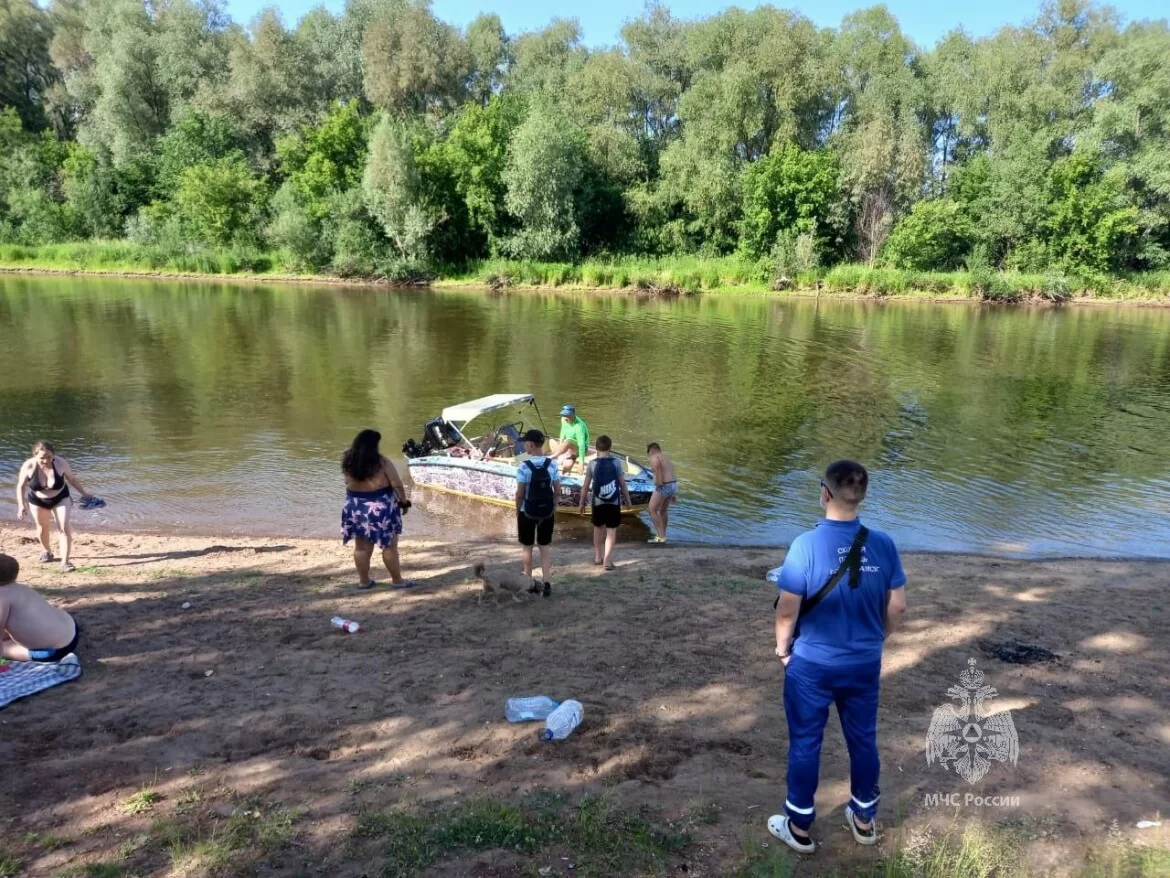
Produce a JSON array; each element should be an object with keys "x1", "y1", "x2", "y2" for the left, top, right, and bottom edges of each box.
[{"x1": 551, "y1": 404, "x2": 589, "y2": 471}]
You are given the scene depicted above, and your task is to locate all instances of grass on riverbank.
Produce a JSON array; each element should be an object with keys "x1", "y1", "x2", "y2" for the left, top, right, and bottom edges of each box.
[
  {"x1": 453, "y1": 256, "x2": 1170, "y2": 301},
  {"x1": 7, "y1": 788, "x2": 1167, "y2": 878},
  {"x1": 3, "y1": 240, "x2": 1170, "y2": 301},
  {"x1": 0, "y1": 241, "x2": 283, "y2": 277}
]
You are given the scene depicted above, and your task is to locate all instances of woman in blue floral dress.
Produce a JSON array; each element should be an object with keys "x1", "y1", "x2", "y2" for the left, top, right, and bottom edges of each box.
[{"x1": 341, "y1": 430, "x2": 414, "y2": 589}]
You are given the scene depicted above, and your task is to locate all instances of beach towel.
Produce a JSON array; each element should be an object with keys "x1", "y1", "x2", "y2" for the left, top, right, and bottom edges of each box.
[{"x1": 0, "y1": 654, "x2": 82, "y2": 709}]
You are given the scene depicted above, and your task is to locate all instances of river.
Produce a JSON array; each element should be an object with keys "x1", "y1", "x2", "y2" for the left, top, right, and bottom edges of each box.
[{"x1": 2, "y1": 275, "x2": 1170, "y2": 557}]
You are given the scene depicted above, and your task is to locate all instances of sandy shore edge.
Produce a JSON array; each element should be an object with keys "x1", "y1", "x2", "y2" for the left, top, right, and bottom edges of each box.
[{"x1": 1, "y1": 525, "x2": 1167, "y2": 876}]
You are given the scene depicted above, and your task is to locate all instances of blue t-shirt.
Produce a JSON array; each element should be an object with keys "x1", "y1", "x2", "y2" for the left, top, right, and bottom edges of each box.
[
  {"x1": 776, "y1": 518, "x2": 906, "y2": 666},
  {"x1": 516, "y1": 456, "x2": 560, "y2": 515}
]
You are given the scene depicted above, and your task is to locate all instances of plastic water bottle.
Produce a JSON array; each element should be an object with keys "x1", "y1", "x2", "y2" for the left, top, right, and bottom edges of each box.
[
  {"x1": 541, "y1": 700, "x2": 583, "y2": 741},
  {"x1": 766, "y1": 566, "x2": 782, "y2": 585},
  {"x1": 331, "y1": 616, "x2": 361, "y2": 633},
  {"x1": 505, "y1": 696, "x2": 560, "y2": 723}
]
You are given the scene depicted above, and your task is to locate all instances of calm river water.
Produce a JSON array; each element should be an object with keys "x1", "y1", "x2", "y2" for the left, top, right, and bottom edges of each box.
[{"x1": 2, "y1": 275, "x2": 1170, "y2": 557}]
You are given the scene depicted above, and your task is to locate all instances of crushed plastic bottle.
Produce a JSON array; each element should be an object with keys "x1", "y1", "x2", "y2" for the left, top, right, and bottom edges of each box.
[
  {"x1": 505, "y1": 696, "x2": 560, "y2": 723},
  {"x1": 331, "y1": 616, "x2": 361, "y2": 633},
  {"x1": 541, "y1": 700, "x2": 583, "y2": 741}
]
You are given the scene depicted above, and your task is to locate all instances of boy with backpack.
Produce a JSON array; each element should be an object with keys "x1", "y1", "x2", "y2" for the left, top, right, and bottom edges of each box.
[
  {"x1": 515, "y1": 429, "x2": 560, "y2": 596},
  {"x1": 579, "y1": 435, "x2": 632, "y2": 569}
]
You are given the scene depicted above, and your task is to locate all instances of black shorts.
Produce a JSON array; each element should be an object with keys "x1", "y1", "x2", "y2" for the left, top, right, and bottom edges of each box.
[
  {"x1": 517, "y1": 511, "x2": 554, "y2": 547},
  {"x1": 28, "y1": 620, "x2": 80, "y2": 663},
  {"x1": 590, "y1": 503, "x2": 622, "y2": 529},
  {"x1": 28, "y1": 487, "x2": 70, "y2": 510}
]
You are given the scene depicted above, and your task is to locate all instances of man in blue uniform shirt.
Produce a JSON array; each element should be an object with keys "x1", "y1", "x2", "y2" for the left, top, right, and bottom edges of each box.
[{"x1": 768, "y1": 460, "x2": 908, "y2": 854}]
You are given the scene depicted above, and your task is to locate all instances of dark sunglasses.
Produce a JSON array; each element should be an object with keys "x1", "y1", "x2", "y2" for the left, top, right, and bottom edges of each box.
[{"x1": 820, "y1": 479, "x2": 833, "y2": 499}]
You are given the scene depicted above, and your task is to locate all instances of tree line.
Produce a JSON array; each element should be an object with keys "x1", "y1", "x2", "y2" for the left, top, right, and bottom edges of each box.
[{"x1": 0, "y1": 0, "x2": 1167, "y2": 282}]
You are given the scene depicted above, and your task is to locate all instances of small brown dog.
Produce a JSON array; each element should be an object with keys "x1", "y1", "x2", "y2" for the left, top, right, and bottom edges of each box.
[{"x1": 472, "y1": 561, "x2": 539, "y2": 603}]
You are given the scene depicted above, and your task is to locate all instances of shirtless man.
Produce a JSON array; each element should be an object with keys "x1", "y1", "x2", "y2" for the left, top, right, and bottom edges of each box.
[
  {"x1": 646, "y1": 442, "x2": 677, "y2": 543},
  {"x1": 0, "y1": 554, "x2": 80, "y2": 663}
]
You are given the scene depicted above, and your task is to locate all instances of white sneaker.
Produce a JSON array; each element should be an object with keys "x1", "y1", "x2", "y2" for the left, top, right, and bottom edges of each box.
[
  {"x1": 767, "y1": 814, "x2": 816, "y2": 854},
  {"x1": 845, "y1": 805, "x2": 878, "y2": 845}
]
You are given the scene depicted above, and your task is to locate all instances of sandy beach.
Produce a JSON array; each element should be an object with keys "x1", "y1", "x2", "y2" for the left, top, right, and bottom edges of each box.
[{"x1": 1, "y1": 524, "x2": 1167, "y2": 877}]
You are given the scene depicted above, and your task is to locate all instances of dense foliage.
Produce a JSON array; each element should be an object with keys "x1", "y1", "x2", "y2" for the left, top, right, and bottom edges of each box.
[{"x1": 1, "y1": 0, "x2": 1168, "y2": 280}]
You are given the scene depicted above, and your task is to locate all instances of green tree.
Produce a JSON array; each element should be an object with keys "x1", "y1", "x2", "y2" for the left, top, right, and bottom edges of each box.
[
  {"x1": 81, "y1": 0, "x2": 172, "y2": 166},
  {"x1": 362, "y1": 114, "x2": 434, "y2": 261},
  {"x1": 275, "y1": 99, "x2": 368, "y2": 220},
  {"x1": 155, "y1": 107, "x2": 238, "y2": 197},
  {"x1": 499, "y1": 102, "x2": 586, "y2": 260},
  {"x1": 0, "y1": 108, "x2": 70, "y2": 243},
  {"x1": 883, "y1": 198, "x2": 974, "y2": 270},
  {"x1": 738, "y1": 145, "x2": 845, "y2": 261},
  {"x1": 1042, "y1": 151, "x2": 1139, "y2": 272},
  {"x1": 173, "y1": 153, "x2": 265, "y2": 245},
  {"x1": 1092, "y1": 21, "x2": 1170, "y2": 267},
  {"x1": 269, "y1": 100, "x2": 371, "y2": 269},
  {"x1": 216, "y1": 9, "x2": 315, "y2": 145},
  {"x1": 152, "y1": 0, "x2": 230, "y2": 114},
  {"x1": 61, "y1": 142, "x2": 126, "y2": 237},
  {"x1": 268, "y1": 182, "x2": 323, "y2": 268},
  {"x1": 0, "y1": 0, "x2": 57, "y2": 132},
  {"x1": 508, "y1": 19, "x2": 585, "y2": 97},
  {"x1": 361, "y1": 1, "x2": 469, "y2": 115},
  {"x1": 619, "y1": 2, "x2": 690, "y2": 157},
  {"x1": 295, "y1": 6, "x2": 365, "y2": 108},
  {"x1": 466, "y1": 13, "x2": 510, "y2": 106},
  {"x1": 434, "y1": 94, "x2": 524, "y2": 251}
]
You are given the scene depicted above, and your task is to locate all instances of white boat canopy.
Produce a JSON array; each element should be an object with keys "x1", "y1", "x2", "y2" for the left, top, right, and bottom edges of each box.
[{"x1": 441, "y1": 393, "x2": 535, "y2": 426}]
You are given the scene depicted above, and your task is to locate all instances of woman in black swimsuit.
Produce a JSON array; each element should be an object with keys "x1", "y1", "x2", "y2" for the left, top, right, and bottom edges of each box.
[{"x1": 15, "y1": 441, "x2": 95, "y2": 573}]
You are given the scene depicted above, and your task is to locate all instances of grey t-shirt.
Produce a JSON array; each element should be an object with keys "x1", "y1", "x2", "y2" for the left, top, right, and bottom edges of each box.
[{"x1": 587, "y1": 456, "x2": 623, "y2": 505}]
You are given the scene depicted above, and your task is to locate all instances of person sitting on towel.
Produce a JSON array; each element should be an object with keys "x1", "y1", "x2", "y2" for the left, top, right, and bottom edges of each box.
[{"x1": 0, "y1": 554, "x2": 79, "y2": 663}]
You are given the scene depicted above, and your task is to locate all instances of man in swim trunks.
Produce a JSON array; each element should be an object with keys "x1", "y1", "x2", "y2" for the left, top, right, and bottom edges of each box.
[
  {"x1": 646, "y1": 442, "x2": 677, "y2": 543},
  {"x1": 0, "y1": 554, "x2": 80, "y2": 663},
  {"x1": 550, "y1": 405, "x2": 589, "y2": 473}
]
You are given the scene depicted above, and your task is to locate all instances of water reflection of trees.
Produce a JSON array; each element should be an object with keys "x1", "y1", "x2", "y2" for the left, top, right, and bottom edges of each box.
[{"x1": 3, "y1": 277, "x2": 1170, "y2": 549}]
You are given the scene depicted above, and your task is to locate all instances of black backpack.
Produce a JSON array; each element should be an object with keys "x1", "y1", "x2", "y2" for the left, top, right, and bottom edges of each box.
[
  {"x1": 592, "y1": 457, "x2": 621, "y2": 505},
  {"x1": 523, "y1": 459, "x2": 556, "y2": 520}
]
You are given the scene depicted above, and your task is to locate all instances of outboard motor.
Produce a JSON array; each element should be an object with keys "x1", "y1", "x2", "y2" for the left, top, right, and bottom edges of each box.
[
  {"x1": 403, "y1": 419, "x2": 462, "y2": 459},
  {"x1": 423, "y1": 418, "x2": 461, "y2": 450}
]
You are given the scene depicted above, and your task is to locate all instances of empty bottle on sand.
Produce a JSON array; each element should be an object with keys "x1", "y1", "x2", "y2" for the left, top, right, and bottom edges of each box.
[
  {"x1": 541, "y1": 700, "x2": 583, "y2": 741},
  {"x1": 331, "y1": 616, "x2": 360, "y2": 633},
  {"x1": 505, "y1": 696, "x2": 559, "y2": 723}
]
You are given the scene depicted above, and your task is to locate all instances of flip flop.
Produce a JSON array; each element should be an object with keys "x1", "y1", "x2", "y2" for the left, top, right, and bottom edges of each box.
[
  {"x1": 38, "y1": 551, "x2": 55, "y2": 563},
  {"x1": 592, "y1": 559, "x2": 603, "y2": 566},
  {"x1": 61, "y1": 562, "x2": 76, "y2": 573},
  {"x1": 357, "y1": 579, "x2": 377, "y2": 590},
  {"x1": 603, "y1": 564, "x2": 616, "y2": 571},
  {"x1": 391, "y1": 580, "x2": 418, "y2": 590}
]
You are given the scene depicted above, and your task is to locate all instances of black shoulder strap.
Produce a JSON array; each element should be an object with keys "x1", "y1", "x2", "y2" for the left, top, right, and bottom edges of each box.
[{"x1": 773, "y1": 526, "x2": 870, "y2": 614}]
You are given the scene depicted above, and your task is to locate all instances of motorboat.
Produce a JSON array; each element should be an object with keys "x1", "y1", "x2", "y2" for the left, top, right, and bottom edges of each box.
[{"x1": 402, "y1": 393, "x2": 655, "y2": 515}]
